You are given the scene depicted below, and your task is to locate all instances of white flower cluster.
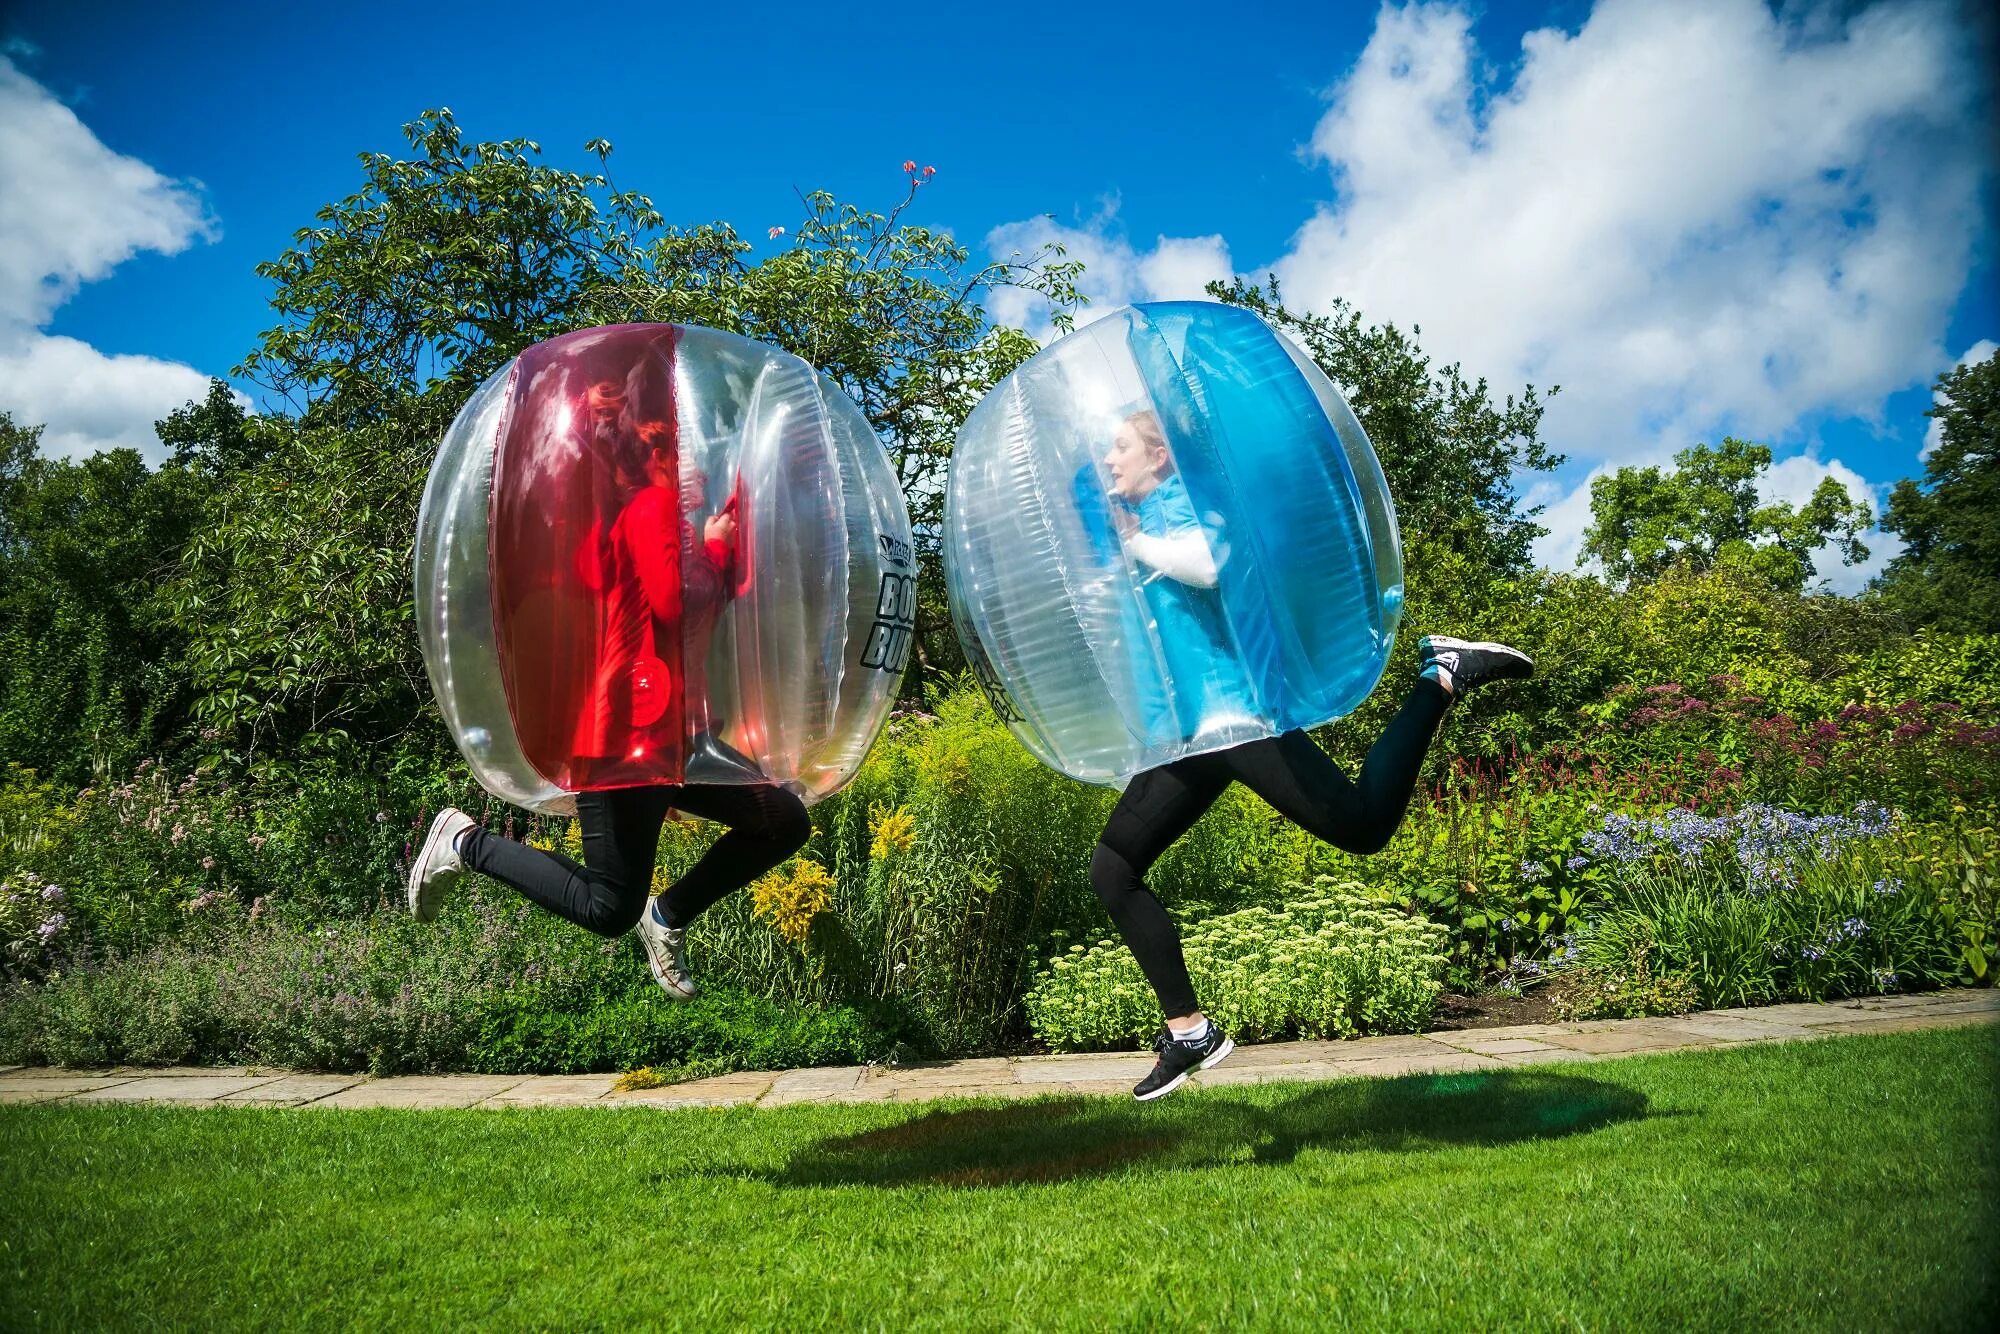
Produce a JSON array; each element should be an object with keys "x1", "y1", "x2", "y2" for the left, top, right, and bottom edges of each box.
[{"x1": 1025, "y1": 878, "x2": 1449, "y2": 1051}]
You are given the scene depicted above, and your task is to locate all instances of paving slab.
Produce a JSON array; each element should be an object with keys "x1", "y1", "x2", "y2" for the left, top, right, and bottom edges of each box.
[
  {"x1": 5, "y1": 990, "x2": 1989, "y2": 1114},
  {"x1": 1014, "y1": 1055, "x2": 1155, "y2": 1085},
  {"x1": 217, "y1": 1075, "x2": 367, "y2": 1106},
  {"x1": 105, "y1": 1065, "x2": 275, "y2": 1078},
  {"x1": 1544, "y1": 1023, "x2": 1723, "y2": 1055},
  {"x1": 0, "y1": 1076, "x2": 133, "y2": 1103},
  {"x1": 313, "y1": 1076, "x2": 526, "y2": 1110},
  {"x1": 607, "y1": 1072, "x2": 773, "y2": 1108},
  {"x1": 1430, "y1": 1033, "x2": 1567, "y2": 1056},
  {"x1": 867, "y1": 1058, "x2": 1018, "y2": 1088},
  {"x1": 483, "y1": 1075, "x2": 622, "y2": 1107},
  {"x1": 71, "y1": 1076, "x2": 280, "y2": 1104},
  {"x1": 1191, "y1": 1060, "x2": 1363, "y2": 1088},
  {"x1": 1659, "y1": 1015, "x2": 1828, "y2": 1043},
  {"x1": 761, "y1": 1066, "x2": 867, "y2": 1106},
  {"x1": 1214, "y1": 1040, "x2": 1364, "y2": 1069}
]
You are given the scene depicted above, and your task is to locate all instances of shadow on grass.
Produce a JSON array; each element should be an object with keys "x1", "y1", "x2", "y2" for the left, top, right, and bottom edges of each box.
[{"x1": 768, "y1": 1071, "x2": 1651, "y2": 1189}]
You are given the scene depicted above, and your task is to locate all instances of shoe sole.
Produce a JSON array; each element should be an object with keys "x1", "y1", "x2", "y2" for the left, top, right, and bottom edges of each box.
[
  {"x1": 1418, "y1": 637, "x2": 1535, "y2": 679},
  {"x1": 1134, "y1": 1036, "x2": 1235, "y2": 1102},
  {"x1": 407, "y1": 810, "x2": 463, "y2": 922}
]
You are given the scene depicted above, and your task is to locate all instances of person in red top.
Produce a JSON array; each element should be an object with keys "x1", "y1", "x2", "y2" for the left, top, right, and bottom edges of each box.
[{"x1": 407, "y1": 405, "x2": 810, "y2": 1002}]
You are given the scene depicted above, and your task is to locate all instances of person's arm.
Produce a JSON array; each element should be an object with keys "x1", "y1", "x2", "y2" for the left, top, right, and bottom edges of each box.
[{"x1": 1123, "y1": 531, "x2": 1219, "y2": 587}]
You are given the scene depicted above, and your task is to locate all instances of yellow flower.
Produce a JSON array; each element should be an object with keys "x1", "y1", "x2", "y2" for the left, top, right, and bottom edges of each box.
[
  {"x1": 749, "y1": 859, "x2": 835, "y2": 947},
  {"x1": 868, "y1": 803, "x2": 917, "y2": 859}
]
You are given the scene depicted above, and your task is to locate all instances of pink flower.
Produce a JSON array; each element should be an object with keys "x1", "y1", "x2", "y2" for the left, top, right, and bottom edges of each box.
[
  {"x1": 902, "y1": 159, "x2": 917, "y2": 172},
  {"x1": 923, "y1": 165, "x2": 936, "y2": 176},
  {"x1": 767, "y1": 225, "x2": 785, "y2": 239}
]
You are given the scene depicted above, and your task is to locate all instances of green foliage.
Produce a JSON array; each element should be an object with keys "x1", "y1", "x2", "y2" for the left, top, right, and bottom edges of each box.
[
  {"x1": 1214, "y1": 277, "x2": 1561, "y2": 578},
  {"x1": 467, "y1": 989, "x2": 889, "y2": 1078},
  {"x1": 1024, "y1": 882, "x2": 1449, "y2": 1051},
  {"x1": 682, "y1": 689, "x2": 1116, "y2": 1052},
  {"x1": 0, "y1": 413, "x2": 213, "y2": 781},
  {"x1": 0, "y1": 883, "x2": 896, "y2": 1075},
  {"x1": 1581, "y1": 841, "x2": 1978, "y2": 1011},
  {"x1": 1876, "y1": 348, "x2": 2000, "y2": 631},
  {"x1": 1545, "y1": 934, "x2": 1702, "y2": 1021},
  {"x1": 1583, "y1": 437, "x2": 1872, "y2": 593},
  {"x1": 233, "y1": 109, "x2": 1082, "y2": 702}
]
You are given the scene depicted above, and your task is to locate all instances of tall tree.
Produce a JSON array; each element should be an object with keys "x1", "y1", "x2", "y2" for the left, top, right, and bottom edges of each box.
[
  {"x1": 189, "y1": 110, "x2": 1081, "y2": 755},
  {"x1": 1581, "y1": 437, "x2": 1871, "y2": 593},
  {"x1": 0, "y1": 413, "x2": 211, "y2": 779},
  {"x1": 1874, "y1": 350, "x2": 2000, "y2": 630}
]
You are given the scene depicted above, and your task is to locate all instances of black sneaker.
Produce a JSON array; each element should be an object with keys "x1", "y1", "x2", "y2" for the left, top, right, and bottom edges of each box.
[
  {"x1": 1419, "y1": 636, "x2": 1534, "y2": 696},
  {"x1": 1134, "y1": 1023, "x2": 1235, "y2": 1101}
]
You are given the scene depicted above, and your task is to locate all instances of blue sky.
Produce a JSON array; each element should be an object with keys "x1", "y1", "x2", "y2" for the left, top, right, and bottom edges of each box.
[{"x1": 1, "y1": 0, "x2": 1992, "y2": 588}]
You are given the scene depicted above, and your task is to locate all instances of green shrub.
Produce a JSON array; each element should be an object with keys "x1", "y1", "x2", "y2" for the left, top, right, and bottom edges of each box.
[
  {"x1": 1024, "y1": 879, "x2": 1449, "y2": 1051},
  {"x1": 1577, "y1": 829, "x2": 1985, "y2": 1009},
  {"x1": 0, "y1": 881, "x2": 898, "y2": 1075},
  {"x1": 1545, "y1": 928, "x2": 1702, "y2": 1021}
]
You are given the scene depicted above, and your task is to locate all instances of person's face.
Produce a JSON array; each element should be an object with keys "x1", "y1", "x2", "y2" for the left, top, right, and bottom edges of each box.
[{"x1": 1104, "y1": 422, "x2": 1168, "y2": 499}]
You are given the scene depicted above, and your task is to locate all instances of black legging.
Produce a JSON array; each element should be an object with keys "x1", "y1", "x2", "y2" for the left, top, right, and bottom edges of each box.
[
  {"x1": 460, "y1": 783, "x2": 811, "y2": 938},
  {"x1": 1092, "y1": 678, "x2": 1451, "y2": 1019}
]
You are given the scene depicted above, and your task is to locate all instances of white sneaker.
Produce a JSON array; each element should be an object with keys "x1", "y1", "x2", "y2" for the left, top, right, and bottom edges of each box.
[
  {"x1": 635, "y1": 899, "x2": 700, "y2": 1001},
  {"x1": 407, "y1": 807, "x2": 476, "y2": 922}
]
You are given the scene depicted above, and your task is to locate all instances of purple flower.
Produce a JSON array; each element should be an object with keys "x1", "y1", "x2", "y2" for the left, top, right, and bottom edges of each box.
[
  {"x1": 1801, "y1": 946, "x2": 1824, "y2": 962},
  {"x1": 1872, "y1": 879, "x2": 1902, "y2": 897},
  {"x1": 1565, "y1": 855, "x2": 1590, "y2": 871}
]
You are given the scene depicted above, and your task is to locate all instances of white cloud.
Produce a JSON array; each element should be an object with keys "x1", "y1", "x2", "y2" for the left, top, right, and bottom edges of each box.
[
  {"x1": 1922, "y1": 337, "x2": 1998, "y2": 459},
  {"x1": 986, "y1": 201, "x2": 1234, "y2": 341},
  {"x1": 0, "y1": 334, "x2": 221, "y2": 460},
  {"x1": 1525, "y1": 468, "x2": 1611, "y2": 575},
  {"x1": 984, "y1": 0, "x2": 1984, "y2": 582},
  {"x1": 1273, "y1": 0, "x2": 1980, "y2": 461},
  {"x1": 0, "y1": 54, "x2": 226, "y2": 462}
]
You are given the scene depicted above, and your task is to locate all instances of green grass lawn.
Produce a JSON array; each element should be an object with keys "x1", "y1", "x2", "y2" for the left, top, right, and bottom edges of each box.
[{"x1": 3, "y1": 1029, "x2": 1996, "y2": 1331}]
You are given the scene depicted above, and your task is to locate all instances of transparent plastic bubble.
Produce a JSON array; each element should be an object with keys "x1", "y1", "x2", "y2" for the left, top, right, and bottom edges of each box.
[
  {"x1": 945, "y1": 301, "x2": 1403, "y2": 785},
  {"x1": 416, "y1": 324, "x2": 913, "y2": 812}
]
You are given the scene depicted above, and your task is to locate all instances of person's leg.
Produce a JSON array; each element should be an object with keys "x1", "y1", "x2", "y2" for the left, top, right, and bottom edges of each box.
[
  {"x1": 457, "y1": 786, "x2": 675, "y2": 937},
  {"x1": 1092, "y1": 757, "x2": 1234, "y2": 1020},
  {"x1": 646, "y1": 783, "x2": 813, "y2": 929},
  {"x1": 1221, "y1": 678, "x2": 1451, "y2": 856},
  {"x1": 628, "y1": 782, "x2": 811, "y2": 1001}
]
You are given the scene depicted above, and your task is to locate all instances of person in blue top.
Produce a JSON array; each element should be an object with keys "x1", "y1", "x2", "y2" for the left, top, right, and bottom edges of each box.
[
  {"x1": 1108, "y1": 415, "x2": 1256, "y2": 742},
  {"x1": 1098, "y1": 408, "x2": 1535, "y2": 1100}
]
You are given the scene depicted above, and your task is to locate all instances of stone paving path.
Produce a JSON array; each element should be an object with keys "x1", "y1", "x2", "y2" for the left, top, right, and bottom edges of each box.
[{"x1": 2, "y1": 988, "x2": 1993, "y2": 1111}]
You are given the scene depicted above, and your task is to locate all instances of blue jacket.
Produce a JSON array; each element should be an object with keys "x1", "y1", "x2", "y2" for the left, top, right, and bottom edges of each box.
[{"x1": 1119, "y1": 474, "x2": 1256, "y2": 741}]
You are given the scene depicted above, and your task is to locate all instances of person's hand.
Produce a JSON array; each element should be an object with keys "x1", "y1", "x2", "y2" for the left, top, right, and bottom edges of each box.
[{"x1": 705, "y1": 511, "x2": 738, "y2": 546}]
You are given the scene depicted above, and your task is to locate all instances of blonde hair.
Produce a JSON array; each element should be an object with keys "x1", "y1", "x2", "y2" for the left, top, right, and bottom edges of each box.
[{"x1": 1121, "y1": 409, "x2": 1173, "y2": 474}]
